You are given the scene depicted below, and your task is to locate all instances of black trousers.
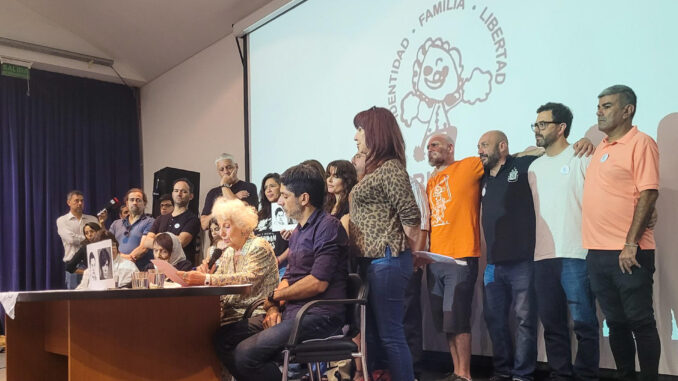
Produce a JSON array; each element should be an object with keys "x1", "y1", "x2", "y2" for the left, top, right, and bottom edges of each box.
[{"x1": 586, "y1": 250, "x2": 660, "y2": 381}]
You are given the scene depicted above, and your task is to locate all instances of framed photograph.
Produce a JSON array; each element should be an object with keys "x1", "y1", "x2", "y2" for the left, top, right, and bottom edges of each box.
[
  {"x1": 270, "y1": 203, "x2": 297, "y2": 232},
  {"x1": 87, "y1": 239, "x2": 116, "y2": 290}
]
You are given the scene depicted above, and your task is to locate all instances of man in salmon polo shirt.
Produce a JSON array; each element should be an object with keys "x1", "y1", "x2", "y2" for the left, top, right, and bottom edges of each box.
[
  {"x1": 426, "y1": 133, "x2": 484, "y2": 381},
  {"x1": 582, "y1": 85, "x2": 660, "y2": 381}
]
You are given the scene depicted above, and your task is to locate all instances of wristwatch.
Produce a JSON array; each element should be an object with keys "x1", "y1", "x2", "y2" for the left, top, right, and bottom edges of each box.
[
  {"x1": 268, "y1": 290, "x2": 277, "y2": 304},
  {"x1": 221, "y1": 183, "x2": 231, "y2": 188}
]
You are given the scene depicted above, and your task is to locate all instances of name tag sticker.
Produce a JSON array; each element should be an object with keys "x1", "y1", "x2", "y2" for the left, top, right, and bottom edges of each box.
[
  {"x1": 560, "y1": 165, "x2": 570, "y2": 174},
  {"x1": 601, "y1": 153, "x2": 609, "y2": 162}
]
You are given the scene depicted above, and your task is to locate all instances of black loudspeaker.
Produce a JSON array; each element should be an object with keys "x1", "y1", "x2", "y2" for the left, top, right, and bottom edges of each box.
[{"x1": 152, "y1": 167, "x2": 200, "y2": 217}]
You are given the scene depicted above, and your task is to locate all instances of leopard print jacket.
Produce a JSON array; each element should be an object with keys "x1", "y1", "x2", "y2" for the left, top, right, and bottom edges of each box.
[{"x1": 349, "y1": 159, "x2": 421, "y2": 258}]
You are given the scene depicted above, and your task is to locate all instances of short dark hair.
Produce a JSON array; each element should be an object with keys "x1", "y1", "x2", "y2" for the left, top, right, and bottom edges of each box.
[
  {"x1": 536, "y1": 102, "x2": 573, "y2": 138},
  {"x1": 301, "y1": 160, "x2": 326, "y2": 179},
  {"x1": 281, "y1": 164, "x2": 326, "y2": 209},
  {"x1": 66, "y1": 190, "x2": 84, "y2": 202},
  {"x1": 598, "y1": 84, "x2": 637, "y2": 117},
  {"x1": 159, "y1": 193, "x2": 173, "y2": 205},
  {"x1": 172, "y1": 178, "x2": 194, "y2": 194},
  {"x1": 124, "y1": 188, "x2": 147, "y2": 204}
]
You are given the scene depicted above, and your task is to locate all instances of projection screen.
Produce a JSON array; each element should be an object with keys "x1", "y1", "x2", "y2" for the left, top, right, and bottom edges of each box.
[{"x1": 247, "y1": 0, "x2": 678, "y2": 374}]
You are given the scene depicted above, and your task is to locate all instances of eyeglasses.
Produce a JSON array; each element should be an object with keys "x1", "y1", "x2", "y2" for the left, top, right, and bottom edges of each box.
[
  {"x1": 530, "y1": 121, "x2": 559, "y2": 131},
  {"x1": 160, "y1": 203, "x2": 173, "y2": 208}
]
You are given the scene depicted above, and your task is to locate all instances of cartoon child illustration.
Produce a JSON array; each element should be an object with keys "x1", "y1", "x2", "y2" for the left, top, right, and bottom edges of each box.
[{"x1": 401, "y1": 37, "x2": 493, "y2": 161}]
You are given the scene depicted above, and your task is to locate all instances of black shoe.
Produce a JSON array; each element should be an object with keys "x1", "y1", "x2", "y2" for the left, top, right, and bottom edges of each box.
[{"x1": 489, "y1": 375, "x2": 511, "y2": 381}]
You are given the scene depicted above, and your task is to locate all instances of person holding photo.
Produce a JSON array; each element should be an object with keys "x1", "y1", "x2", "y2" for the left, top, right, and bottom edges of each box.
[
  {"x1": 255, "y1": 173, "x2": 289, "y2": 278},
  {"x1": 77, "y1": 230, "x2": 137, "y2": 289}
]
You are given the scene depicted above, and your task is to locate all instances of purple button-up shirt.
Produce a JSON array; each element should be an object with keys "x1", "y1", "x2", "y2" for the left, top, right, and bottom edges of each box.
[{"x1": 282, "y1": 209, "x2": 348, "y2": 321}]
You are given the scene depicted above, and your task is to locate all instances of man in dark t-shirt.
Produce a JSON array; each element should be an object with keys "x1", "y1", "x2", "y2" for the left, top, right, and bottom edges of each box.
[
  {"x1": 200, "y1": 153, "x2": 258, "y2": 230},
  {"x1": 213, "y1": 164, "x2": 348, "y2": 381},
  {"x1": 145, "y1": 178, "x2": 201, "y2": 265}
]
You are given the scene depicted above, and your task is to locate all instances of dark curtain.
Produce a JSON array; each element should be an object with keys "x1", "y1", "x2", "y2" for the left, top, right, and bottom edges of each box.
[{"x1": 0, "y1": 68, "x2": 141, "y2": 292}]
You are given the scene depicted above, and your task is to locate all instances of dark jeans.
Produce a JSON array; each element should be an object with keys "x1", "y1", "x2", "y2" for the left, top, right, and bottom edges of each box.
[
  {"x1": 214, "y1": 313, "x2": 343, "y2": 381},
  {"x1": 535, "y1": 258, "x2": 599, "y2": 381},
  {"x1": 365, "y1": 248, "x2": 414, "y2": 381},
  {"x1": 586, "y1": 250, "x2": 660, "y2": 381},
  {"x1": 403, "y1": 267, "x2": 424, "y2": 377},
  {"x1": 483, "y1": 261, "x2": 538, "y2": 381}
]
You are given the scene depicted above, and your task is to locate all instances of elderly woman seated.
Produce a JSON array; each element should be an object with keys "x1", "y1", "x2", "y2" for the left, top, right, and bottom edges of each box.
[
  {"x1": 77, "y1": 230, "x2": 138, "y2": 289},
  {"x1": 179, "y1": 198, "x2": 279, "y2": 325},
  {"x1": 146, "y1": 232, "x2": 193, "y2": 271}
]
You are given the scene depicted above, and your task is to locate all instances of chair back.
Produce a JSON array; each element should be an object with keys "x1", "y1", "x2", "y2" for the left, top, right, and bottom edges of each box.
[{"x1": 345, "y1": 273, "x2": 368, "y2": 338}]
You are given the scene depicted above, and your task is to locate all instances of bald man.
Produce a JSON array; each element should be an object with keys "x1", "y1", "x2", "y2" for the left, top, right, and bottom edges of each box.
[
  {"x1": 478, "y1": 130, "x2": 539, "y2": 381},
  {"x1": 426, "y1": 133, "x2": 484, "y2": 381}
]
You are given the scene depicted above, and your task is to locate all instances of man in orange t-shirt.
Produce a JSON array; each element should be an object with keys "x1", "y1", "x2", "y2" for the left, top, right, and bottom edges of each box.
[
  {"x1": 582, "y1": 85, "x2": 660, "y2": 381},
  {"x1": 425, "y1": 133, "x2": 483, "y2": 381}
]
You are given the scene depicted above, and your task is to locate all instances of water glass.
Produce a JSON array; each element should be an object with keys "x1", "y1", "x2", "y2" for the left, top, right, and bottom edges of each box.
[{"x1": 131, "y1": 271, "x2": 149, "y2": 289}]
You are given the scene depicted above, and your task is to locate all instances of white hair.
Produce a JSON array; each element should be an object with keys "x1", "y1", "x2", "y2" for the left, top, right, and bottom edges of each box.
[
  {"x1": 211, "y1": 198, "x2": 258, "y2": 232},
  {"x1": 215, "y1": 153, "x2": 236, "y2": 165}
]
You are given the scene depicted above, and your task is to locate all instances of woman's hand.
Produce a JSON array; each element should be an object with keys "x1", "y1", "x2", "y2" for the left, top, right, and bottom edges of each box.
[
  {"x1": 197, "y1": 258, "x2": 217, "y2": 274},
  {"x1": 177, "y1": 270, "x2": 206, "y2": 286}
]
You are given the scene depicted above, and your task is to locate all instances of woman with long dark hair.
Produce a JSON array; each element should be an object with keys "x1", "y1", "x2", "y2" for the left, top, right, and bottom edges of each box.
[
  {"x1": 349, "y1": 106, "x2": 422, "y2": 381},
  {"x1": 324, "y1": 159, "x2": 357, "y2": 233},
  {"x1": 254, "y1": 173, "x2": 289, "y2": 277}
]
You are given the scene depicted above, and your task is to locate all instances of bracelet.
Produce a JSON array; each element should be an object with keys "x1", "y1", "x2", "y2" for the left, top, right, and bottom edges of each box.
[
  {"x1": 624, "y1": 243, "x2": 638, "y2": 247},
  {"x1": 221, "y1": 183, "x2": 231, "y2": 188},
  {"x1": 204, "y1": 274, "x2": 210, "y2": 286}
]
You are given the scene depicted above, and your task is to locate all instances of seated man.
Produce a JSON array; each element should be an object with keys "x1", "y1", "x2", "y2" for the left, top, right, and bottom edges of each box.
[{"x1": 213, "y1": 164, "x2": 349, "y2": 381}]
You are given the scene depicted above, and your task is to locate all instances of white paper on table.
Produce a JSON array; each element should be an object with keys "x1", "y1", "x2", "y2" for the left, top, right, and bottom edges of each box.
[
  {"x1": 151, "y1": 259, "x2": 187, "y2": 287},
  {"x1": 0, "y1": 291, "x2": 18, "y2": 319},
  {"x1": 412, "y1": 251, "x2": 468, "y2": 266},
  {"x1": 270, "y1": 203, "x2": 297, "y2": 232}
]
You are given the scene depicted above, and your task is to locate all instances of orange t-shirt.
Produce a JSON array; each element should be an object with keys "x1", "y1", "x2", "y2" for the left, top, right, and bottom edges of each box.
[
  {"x1": 582, "y1": 126, "x2": 659, "y2": 250},
  {"x1": 427, "y1": 157, "x2": 484, "y2": 258}
]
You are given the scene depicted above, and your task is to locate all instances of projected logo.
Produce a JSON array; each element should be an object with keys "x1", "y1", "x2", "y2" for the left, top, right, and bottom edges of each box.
[
  {"x1": 401, "y1": 37, "x2": 492, "y2": 161},
  {"x1": 386, "y1": 1, "x2": 508, "y2": 181}
]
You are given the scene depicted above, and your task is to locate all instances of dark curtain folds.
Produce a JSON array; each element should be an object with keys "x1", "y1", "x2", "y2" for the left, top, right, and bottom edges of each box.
[{"x1": 0, "y1": 69, "x2": 141, "y2": 292}]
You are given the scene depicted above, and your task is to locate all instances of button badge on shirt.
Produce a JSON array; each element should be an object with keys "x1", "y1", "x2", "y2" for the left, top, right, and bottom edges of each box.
[
  {"x1": 174, "y1": 223, "x2": 180, "y2": 229},
  {"x1": 600, "y1": 153, "x2": 609, "y2": 162},
  {"x1": 560, "y1": 165, "x2": 570, "y2": 175},
  {"x1": 481, "y1": 185, "x2": 487, "y2": 197}
]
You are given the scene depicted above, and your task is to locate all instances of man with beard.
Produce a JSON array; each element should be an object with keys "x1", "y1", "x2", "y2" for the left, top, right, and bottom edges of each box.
[
  {"x1": 145, "y1": 178, "x2": 201, "y2": 265},
  {"x1": 425, "y1": 134, "x2": 483, "y2": 381},
  {"x1": 477, "y1": 130, "x2": 539, "y2": 381},
  {"x1": 110, "y1": 188, "x2": 155, "y2": 270},
  {"x1": 527, "y1": 103, "x2": 599, "y2": 381},
  {"x1": 213, "y1": 164, "x2": 348, "y2": 381}
]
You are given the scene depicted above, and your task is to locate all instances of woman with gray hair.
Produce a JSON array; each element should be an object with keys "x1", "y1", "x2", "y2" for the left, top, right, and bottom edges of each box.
[{"x1": 179, "y1": 198, "x2": 279, "y2": 324}]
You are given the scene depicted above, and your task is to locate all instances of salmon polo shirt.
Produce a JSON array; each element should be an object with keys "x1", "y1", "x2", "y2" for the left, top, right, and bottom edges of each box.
[{"x1": 582, "y1": 126, "x2": 659, "y2": 250}]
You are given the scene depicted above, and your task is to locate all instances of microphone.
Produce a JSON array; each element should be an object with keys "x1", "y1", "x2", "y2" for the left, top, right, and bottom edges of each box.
[
  {"x1": 97, "y1": 197, "x2": 121, "y2": 216},
  {"x1": 207, "y1": 248, "x2": 223, "y2": 269}
]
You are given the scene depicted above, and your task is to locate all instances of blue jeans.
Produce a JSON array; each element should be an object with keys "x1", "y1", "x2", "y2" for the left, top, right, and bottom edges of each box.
[
  {"x1": 214, "y1": 313, "x2": 343, "y2": 381},
  {"x1": 65, "y1": 270, "x2": 82, "y2": 289},
  {"x1": 365, "y1": 247, "x2": 414, "y2": 381},
  {"x1": 534, "y1": 258, "x2": 599, "y2": 381},
  {"x1": 484, "y1": 261, "x2": 537, "y2": 381}
]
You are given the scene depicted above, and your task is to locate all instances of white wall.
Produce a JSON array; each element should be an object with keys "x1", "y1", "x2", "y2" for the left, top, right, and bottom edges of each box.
[{"x1": 140, "y1": 33, "x2": 246, "y2": 211}]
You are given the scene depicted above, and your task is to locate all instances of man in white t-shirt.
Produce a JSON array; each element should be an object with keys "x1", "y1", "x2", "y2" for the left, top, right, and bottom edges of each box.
[{"x1": 527, "y1": 102, "x2": 599, "y2": 381}]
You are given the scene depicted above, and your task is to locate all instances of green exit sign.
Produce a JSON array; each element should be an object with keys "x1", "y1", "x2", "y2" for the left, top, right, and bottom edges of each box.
[{"x1": 1, "y1": 63, "x2": 30, "y2": 79}]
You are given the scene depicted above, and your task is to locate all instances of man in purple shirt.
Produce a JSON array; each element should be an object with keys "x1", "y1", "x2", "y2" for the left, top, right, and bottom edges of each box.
[{"x1": 214, "y1": 163, "x2": 348, "y2": 381}]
